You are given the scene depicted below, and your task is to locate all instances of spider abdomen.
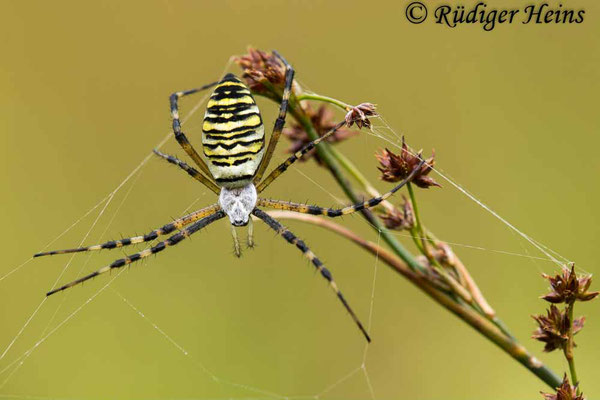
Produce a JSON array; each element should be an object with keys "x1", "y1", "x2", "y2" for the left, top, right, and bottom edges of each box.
[{"x1": 202, "y1": 74, "x2": 265, "y2": 188}]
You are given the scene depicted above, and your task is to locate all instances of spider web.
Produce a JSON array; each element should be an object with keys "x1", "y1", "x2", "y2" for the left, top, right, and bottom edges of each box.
[{"x1": 0, "y1": 67, "x2": 575, "y2": 400}]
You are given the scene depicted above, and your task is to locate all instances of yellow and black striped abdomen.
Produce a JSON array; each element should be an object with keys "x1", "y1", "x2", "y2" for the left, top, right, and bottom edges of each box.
[{"x1": 202, "y1": 74, "x2": 265, "y2": 188}]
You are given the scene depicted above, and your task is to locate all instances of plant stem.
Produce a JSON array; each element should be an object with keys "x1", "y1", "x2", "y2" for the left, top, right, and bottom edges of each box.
[
  {"x1": 405, "y1": 183, "x2": 477, "y2": 306},
  {"x1": 269, "y1": 211, "x2": 562, "y2": 388},
  {"x1": 406, "y1": 183, "x2": 420, "y2": 229},
  {"x1": 565, "y1": 301, "x2": 579, "y2": 391},
  {"x1": 406, "y1": 182, "x2": 429, "y2": 252},
  {"x1": 297, "y1": 95, "x2": 398, "y2": 214},
  {"x1": 296, "y1": 93, "x2": 352, "y2": 110},
  {"x1": 285, "y1": 105, "x2": 426, "y2": 274},
  {"x1": 253, "y1": 87, "x2": 561, "y2": 389},
  {"x1": 326, "y1": 142, "x2": 482, "y2": 315}
]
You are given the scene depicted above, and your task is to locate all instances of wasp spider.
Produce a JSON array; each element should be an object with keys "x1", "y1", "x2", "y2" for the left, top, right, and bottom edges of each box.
[{"x1": 35, "y1": 51, "x2": 421, "y2": 342}]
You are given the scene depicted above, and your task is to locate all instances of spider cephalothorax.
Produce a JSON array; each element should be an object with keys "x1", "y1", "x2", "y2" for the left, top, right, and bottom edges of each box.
[
  {"x1": 35, "y1": 51, "x2": 423, "y2": 343},
  {"x1": 219, "y1": 184, "x2": 257, "y2": 226}
]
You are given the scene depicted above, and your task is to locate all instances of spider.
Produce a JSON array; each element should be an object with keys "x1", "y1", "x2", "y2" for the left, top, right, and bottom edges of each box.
[{"x1": 35, "y1": 51, "x2": 421, "y2": 342}]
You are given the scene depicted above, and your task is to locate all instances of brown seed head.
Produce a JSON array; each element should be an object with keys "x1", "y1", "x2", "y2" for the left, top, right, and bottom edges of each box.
[
  {"x1": 379, "y1": 196, "x2": 414, "y2": 231},
  {"x1": 283, "y1": 105, "x2": 358, "y2": 164},
  {"x1": 375, "y1": 137, "x2": 440, "y2": 189},
  {"x1": 542, "y1": 264, "x2": 599, "y2": 304},
  {"x1": 234, "y1": 47, "x2": 287, "y2": 94},
  {"x1": 541, "y1": 374, "x2": 585, "y2": 400},
  {"x1": 532, "y1": 305, "x2": 584, "y2": 352},
  {"x1": 345, "y1": 103, "x2": 378, "y2": 129},
  {"x1": 435, "y1": 242, "x2": 458, "y2": 266}
]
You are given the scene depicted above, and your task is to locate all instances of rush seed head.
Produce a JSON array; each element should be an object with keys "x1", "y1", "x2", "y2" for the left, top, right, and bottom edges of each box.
[
  {"x1": 375, "y1": 137, "x2": 440, "y2": 189},
  {"x1": 541, "y1": 374, "x2": 586, "y2": 400},
  {"x1": 234, "y1": 47, "x2": 288, "y2": 94},
  {"x1": 541, "y1": 265, "x2": 599, "y2": 304},
  {"x1": 379, "y1": 195, "x2": 415, "y2": 231},
  {"x1": 345, "y1": 103, "x2": 378, "y2": 129},
  {"x1": 532, "y1": 305, "x2": 584, "y2": 353}
]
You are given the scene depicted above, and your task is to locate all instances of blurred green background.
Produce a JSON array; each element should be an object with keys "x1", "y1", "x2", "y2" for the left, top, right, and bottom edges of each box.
[{"x1": 1, "y1": 1, "x2": 599, "y2": 399}]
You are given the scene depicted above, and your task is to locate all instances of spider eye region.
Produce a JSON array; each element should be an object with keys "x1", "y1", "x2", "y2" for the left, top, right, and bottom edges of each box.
[{"x1": 219, "y1": 183, "x2": 257, "y2": 226}]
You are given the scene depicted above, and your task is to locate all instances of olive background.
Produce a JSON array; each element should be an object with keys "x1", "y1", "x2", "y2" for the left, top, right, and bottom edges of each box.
[{"x1": 1, "y1": 1, "x2": 599, "y2": 399}]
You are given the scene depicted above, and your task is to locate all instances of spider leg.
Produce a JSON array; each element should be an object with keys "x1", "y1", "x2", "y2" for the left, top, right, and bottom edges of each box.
[
  {"x1": 170, "y1": 82, "x2": 219, "y2": 177},
  {"x1": 231, "y1": 225, "x2": 241, "y2": 258},
  {"x1": 252, "y1": 50, "x2": 295, "y2": 184},
  {"x1": 35, "y1": 204, "x2": 221, "y2": 257},
  {"x1": 252, "y1": 208, "x2": 370, "y2": 342},
  {"x1": 256, "y1": 120, "x2": 346, "y2": 192},
  {"x1": 153, "y1": 149, "x2": 220, "y2": 194},
  {"x1": 257, "y1": 160, "x2": 425, "y2": 217},
  {"x1": 247, "y1": 217, "x2": 255, "y2": 249},
  {"x1": 46, "y1": 210, "x2": 226, "y2": 296}
]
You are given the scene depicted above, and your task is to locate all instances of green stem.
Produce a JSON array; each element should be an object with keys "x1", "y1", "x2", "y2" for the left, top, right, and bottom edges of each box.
[
  {"x1": 332, "y1": 144, "x2": 479, "y2": 316},
  {"x1": 296, "y1": 93, "x2": 352, "y2": 110},
  {"x1": 405, "y1": 183, "x2": 473, "y2": 304},
  {"x1": 565, "y1": 301, "x2": 579, "y2": 392},
  {"x1": 294, "y1": 93, "x2": 394, "y2": 214},
  {"x1": 407, "y1": 182, "x2": 428, "y2": 251},
  {"x1": 409, "y1": 227, "x2": 426, "y2": 254},
  {"x1": 493, "y1": 316, "x2": 518, "y2": 342},
  {"x1": 406, "y1": 183, "x2": 420, "y2": 231},
  {"x1": 253, "y1": 87, "x2": 561, "y2": 389},
  {"x1": 288, "y1": 106, "x2": 426, "y2": 274},
  {"x1": 329, "y1": 144, "x2": 473, "y2": 311},
  {"x1": 257, "y1": 91, "x2": 424, "y2": 273}
]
